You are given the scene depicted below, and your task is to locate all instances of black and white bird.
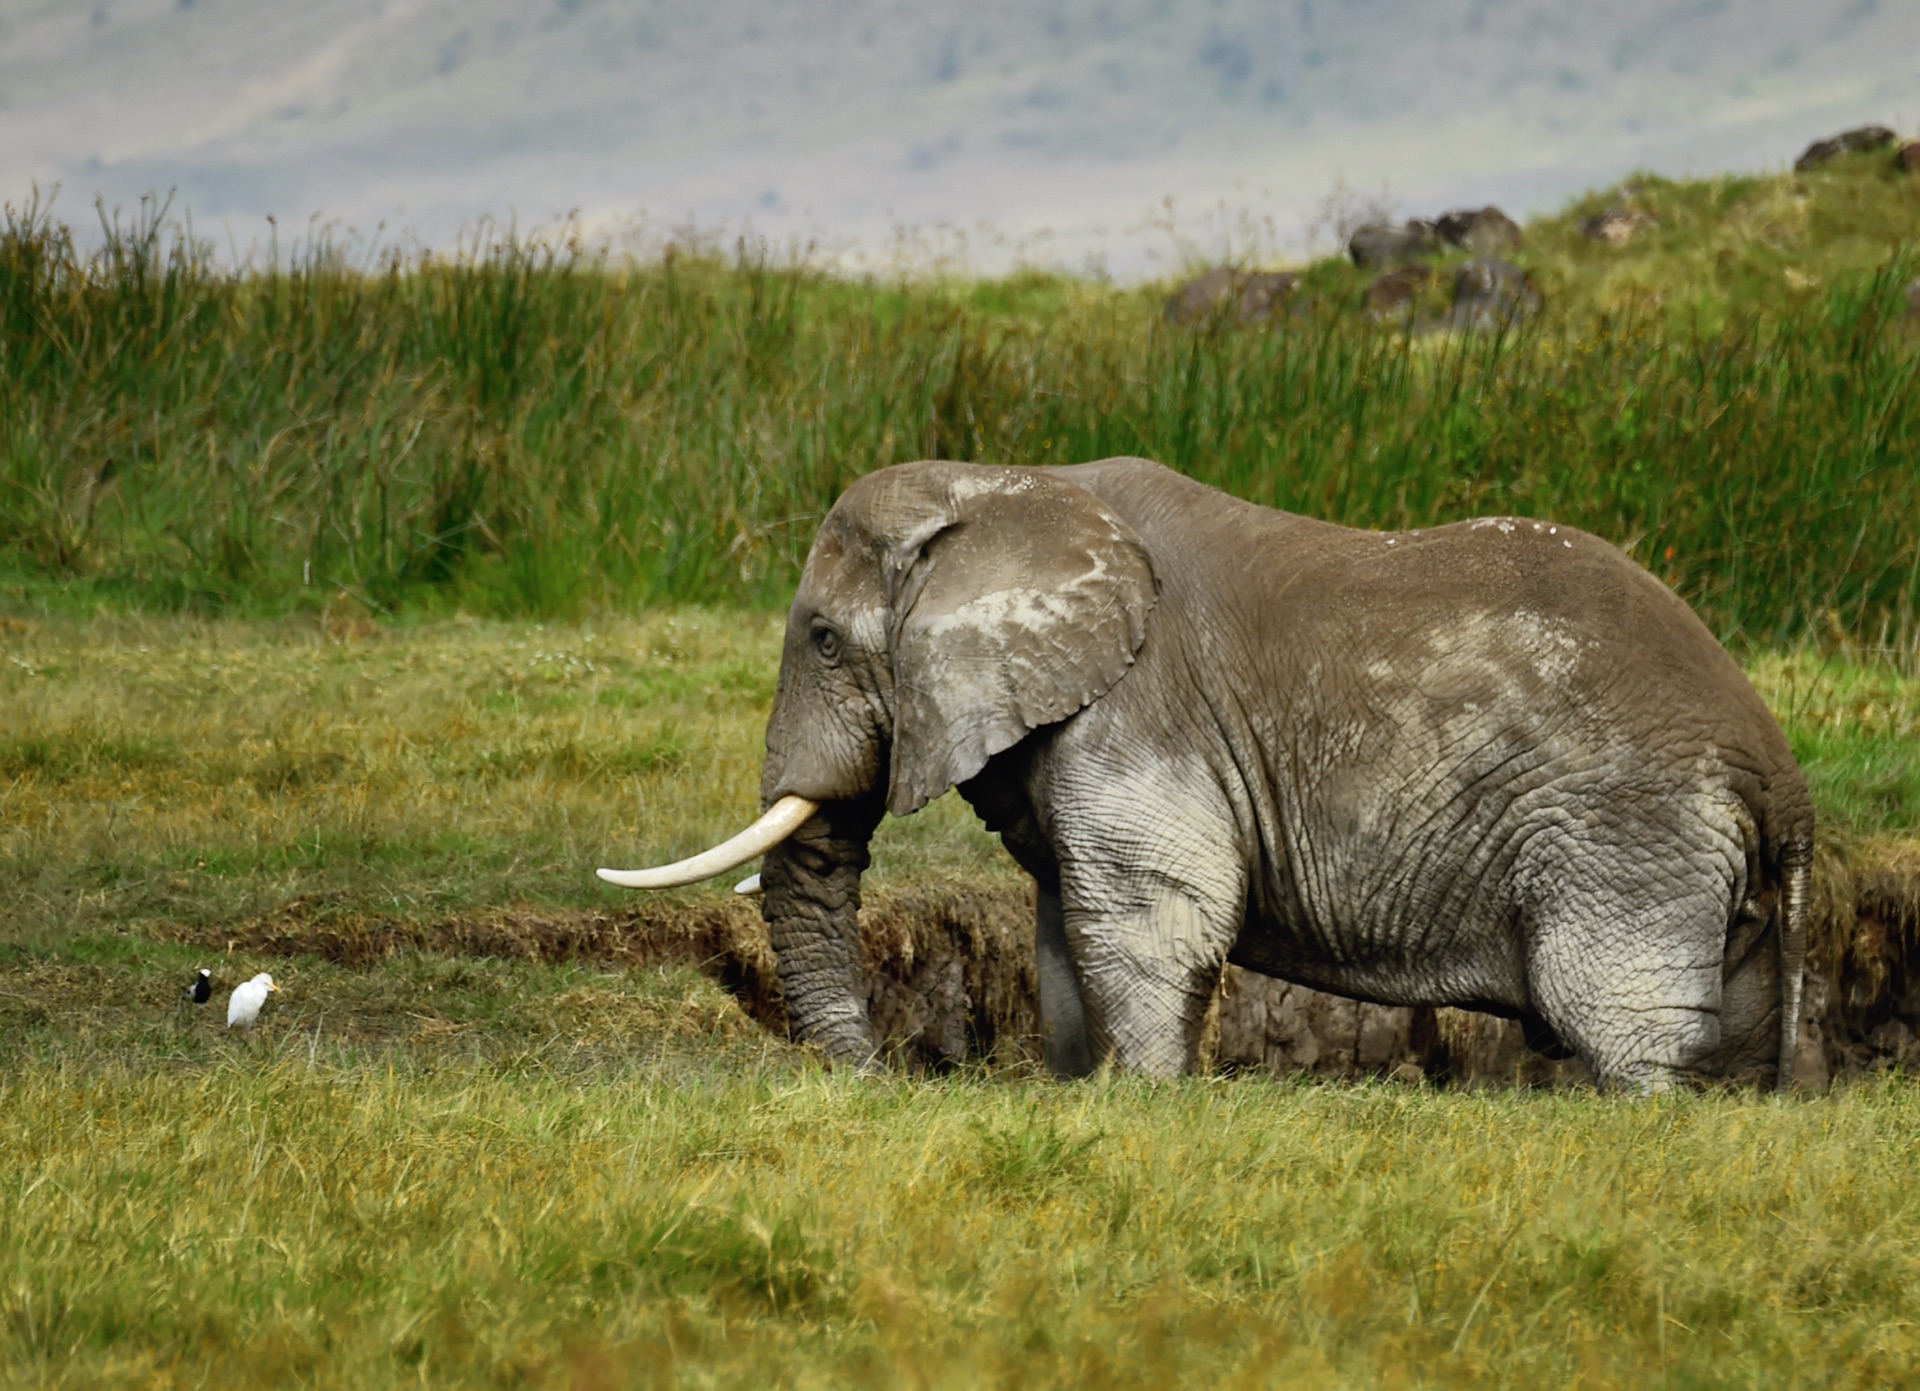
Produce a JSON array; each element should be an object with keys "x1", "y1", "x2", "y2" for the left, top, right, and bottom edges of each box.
[
  {"x1": 226, "y1": 973, "x2": 277, "y2": 1029},
  {"x1": 184, "y1": 967, "x2": 213, "y2": 1004}
]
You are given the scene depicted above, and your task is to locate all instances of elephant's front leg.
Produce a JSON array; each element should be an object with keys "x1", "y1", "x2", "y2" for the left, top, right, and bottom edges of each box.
[
  {"x1": 1053, "y1": 791, "x2": 1248, "y2": 1077},
  {"x1": 1063, "y1": 888, "x2": 1242, "y2": 1075}
]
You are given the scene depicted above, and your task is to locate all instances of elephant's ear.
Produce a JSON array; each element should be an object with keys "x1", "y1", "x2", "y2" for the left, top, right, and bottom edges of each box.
[{"x1": 884, "y1": 468, "x2": 1157, "y2": 816}]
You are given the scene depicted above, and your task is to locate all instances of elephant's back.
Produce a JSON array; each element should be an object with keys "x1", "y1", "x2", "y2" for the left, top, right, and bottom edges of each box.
[
  {"x1": 1059, "y1": 460, "x2": 1790, "y2": 763},
  {"x1": 1348, "y1": 512, "x2": 1795, "y2": 778},
  {"x1": 1055, "y1": 456, "x2": 1806, "y2": 836}
]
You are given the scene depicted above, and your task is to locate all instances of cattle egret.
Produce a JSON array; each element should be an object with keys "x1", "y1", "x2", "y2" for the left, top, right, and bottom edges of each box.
[
  {"x1": 227, "y1": 973, "x2": 277, "y2": 1028},
  {"x1": 184, "y1": 968, "x2": 212, "y2": 1004}
]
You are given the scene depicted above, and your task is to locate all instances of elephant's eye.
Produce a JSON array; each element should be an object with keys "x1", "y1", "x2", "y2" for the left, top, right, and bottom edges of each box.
[{"x1": 810, "y1": 621, "x2": 843, "y2": 664}]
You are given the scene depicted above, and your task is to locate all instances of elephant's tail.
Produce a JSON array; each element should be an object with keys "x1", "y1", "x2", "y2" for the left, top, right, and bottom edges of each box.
[{"x1": 1772, "y1": 823, "x2": 1814, "y2": 1091}]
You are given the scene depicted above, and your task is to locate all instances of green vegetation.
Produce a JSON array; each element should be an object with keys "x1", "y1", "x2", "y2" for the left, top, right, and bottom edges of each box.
[
  {"x1": 4, "y1": 158, "x2": 1920, "y2": 650},
  {"x1": 7, "y1": 159, "x2": 1920, "y2": 1386},
  {"x1": 5, "y1": 988, "x2": 1919, "y2": 1386},
  {"x1": 3, "y1": 614, "x2": 1917, "y2": 946},
  {"x1": 1299, "y1": 158, "x2": 1920, "y2": 337},
  {"x1": 0, "y1": 611, "x2": 1004, "y2": 942}
]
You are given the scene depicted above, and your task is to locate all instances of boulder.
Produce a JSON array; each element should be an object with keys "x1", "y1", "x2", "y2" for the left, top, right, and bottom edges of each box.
[
  {"x1": 1434, "y1": 206, "x2": 1523, "y2": 255},
  {"x1": 1794, "y1": 124, "x2": 1898, "y2": 171},
  {"x1": 1446, "y1": 258, "x2": 1542, "y2": 331},
  {"x1": 1163, "y1": 266, "x2": 1235, "y2": 324},
  {"x1": 1348, "y1": 220, "x2": 1439, "y2": 269},
  {"x1": 1363, "y1": 264, "x2": 1433, "y2": 323},
  {"x1": 1163, "y1": 266, "x2": 1303, "y2": 326},
  {"x1": 1579, "y1": 209, "x2": 1657, "y2": 245},
  {"x1": 1235, "y1": 270, "x2": 1305, "y2": 325}
]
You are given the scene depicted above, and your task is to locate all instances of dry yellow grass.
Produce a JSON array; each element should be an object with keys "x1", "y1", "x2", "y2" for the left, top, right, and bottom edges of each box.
[
  {"x1": 6, "y1": 614, "x2": 1920, "y2": 1387},
  {"x1": 0, "y1": 609, "x2": 1008, "y2": 941},
  {"x1": 3, "y1": 1051, "x2": 1919, "y2": 1388}
]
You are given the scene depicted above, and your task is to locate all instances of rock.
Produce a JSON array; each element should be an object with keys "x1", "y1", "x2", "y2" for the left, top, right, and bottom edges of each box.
[
  {"x1": 1163, "y1": 266, "x2": 1303, "y2": 326},
  {"x1": 1579, "y1": 209, "x2": 1657, "y2": 245},
  {"x1": 1446, "y1": 258, "x2": 1542, "y2": 331},
  {"x1": 1794, "y1": 124, "x2": 1898, "y2": 171},
  {"x1": 1348, "y1": 220, "x2": 1439, "y2": 269},
  {"x1": 1897, "y1": 141, "x2": 1920, "y2": 174},
  {"x1": 1235, "y1": 270, "x2": 1304, "y2": 325},
  {"x1": 1364, "y1": 264, "x2": 1433, "y2": 323},
  {"x1": 1434, "y1": 206, "x2": 1523, "y2": 255},
  {"x1": 1162, "y1": 266, "x2": 1236, "y2": 325},
  {"x1": 1163, "y1": 266, "x2": 1235, "y2": 325}
]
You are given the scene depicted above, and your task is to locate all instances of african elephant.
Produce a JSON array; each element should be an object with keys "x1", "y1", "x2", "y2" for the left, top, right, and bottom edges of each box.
[{"x1": 601, "y1": 457, "x2": 1813, "y2": 1090}]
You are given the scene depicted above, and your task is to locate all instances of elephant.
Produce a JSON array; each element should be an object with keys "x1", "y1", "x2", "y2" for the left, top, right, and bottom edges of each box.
[{"x1": 600, "y1": 457, "x2": 1814, "y2": 1091}]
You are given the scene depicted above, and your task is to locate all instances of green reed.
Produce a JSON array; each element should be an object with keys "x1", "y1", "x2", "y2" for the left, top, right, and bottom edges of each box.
[{"x1": 3, "y1": 186, "x2": 1917, "y2": 651}]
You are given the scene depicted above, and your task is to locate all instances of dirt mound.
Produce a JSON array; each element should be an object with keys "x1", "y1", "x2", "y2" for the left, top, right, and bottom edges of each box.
[{"x1": 203, "y1": 851, "x2": 1920, "y2": 1087}]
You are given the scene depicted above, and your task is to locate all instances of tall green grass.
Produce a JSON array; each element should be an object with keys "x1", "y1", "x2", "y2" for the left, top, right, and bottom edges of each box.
[{"x1": 4, "y1": 182, "x2": 1919, "y2": 649}]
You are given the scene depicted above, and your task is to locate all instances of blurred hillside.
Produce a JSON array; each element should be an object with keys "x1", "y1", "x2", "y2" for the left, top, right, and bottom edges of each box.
[{"x1": 3, "y1": 0, "x2": 1918, "y2": 274}]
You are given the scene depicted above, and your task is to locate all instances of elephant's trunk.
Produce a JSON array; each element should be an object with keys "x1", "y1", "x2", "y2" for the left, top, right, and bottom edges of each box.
[
  {"x1": 758, "y1": 796, "x2": 885, "y2": 1067},
  {"x1": 596, "y1": 795, "x2": 820, "y2": 888}
]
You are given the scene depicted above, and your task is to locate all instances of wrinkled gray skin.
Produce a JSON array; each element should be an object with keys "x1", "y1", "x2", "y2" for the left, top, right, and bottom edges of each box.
[{"x1": 759, "y1": 458, "x2": 1813, "y2": 1090}]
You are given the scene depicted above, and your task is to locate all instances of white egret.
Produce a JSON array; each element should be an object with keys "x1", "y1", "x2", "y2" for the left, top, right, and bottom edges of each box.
[{"x1": 226, "y1": 973, "x2": 277, "y2": 1028}]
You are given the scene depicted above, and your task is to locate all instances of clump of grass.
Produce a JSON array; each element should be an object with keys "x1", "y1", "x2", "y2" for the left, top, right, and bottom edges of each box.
[
  {"x1": 3, "y1": 167, "x2": 1919, "y2": 649},
  {"x1": 1750, "y1": 649, "x2": 1920, "y2": 838}
]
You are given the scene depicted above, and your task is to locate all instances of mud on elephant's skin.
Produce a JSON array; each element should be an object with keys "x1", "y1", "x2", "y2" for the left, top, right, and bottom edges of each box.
[{"x1": 601, "y1": 457, "x2": 1813, "y2": 1091}]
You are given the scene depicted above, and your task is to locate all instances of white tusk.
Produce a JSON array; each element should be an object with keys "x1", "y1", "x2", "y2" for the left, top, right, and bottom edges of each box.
[
  {"x1": 596, "y1": 795, "x2": 819, "y2": 889},
  {"x1": 734, "y1": 873, "x2": 762, "y2": 895}
]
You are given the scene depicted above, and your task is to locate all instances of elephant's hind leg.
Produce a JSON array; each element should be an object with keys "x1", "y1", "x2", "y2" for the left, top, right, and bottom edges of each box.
[{"x1": 1524, "y1": 876, "x2": 1734, "y2": 1093}]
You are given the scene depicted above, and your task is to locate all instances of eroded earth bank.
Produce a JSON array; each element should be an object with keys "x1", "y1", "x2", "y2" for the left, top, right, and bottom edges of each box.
[{"x1": 204, "y1": 841, "x2": 1920, "y2": 1089}]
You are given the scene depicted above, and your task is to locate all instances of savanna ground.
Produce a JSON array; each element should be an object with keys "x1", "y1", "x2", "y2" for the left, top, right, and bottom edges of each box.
[{"x1": 7, "y1": 153, "x2": 1920, "y2": 1386}]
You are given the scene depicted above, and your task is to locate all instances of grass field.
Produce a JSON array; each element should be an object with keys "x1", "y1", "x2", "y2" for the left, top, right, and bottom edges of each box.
[
  {"x1": 8, "y1": 158, "x2": 1920, "y2": 1385},
  {"x1": 5, "y1": 615, "x2": 1920, "y2": 1386},
  {"x1": 7, "y1": 1044, "x2": 1920, "y2": 1388}
]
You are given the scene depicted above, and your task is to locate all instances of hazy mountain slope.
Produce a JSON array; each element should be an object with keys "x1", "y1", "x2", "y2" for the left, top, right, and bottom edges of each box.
[{"x1": 2, "y1": 0, "x2": 1915, "y2": 273}]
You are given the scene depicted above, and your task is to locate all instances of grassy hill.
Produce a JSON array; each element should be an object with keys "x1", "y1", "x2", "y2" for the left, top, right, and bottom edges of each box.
[{"x1": 1286, "y1": 151, "x2": 1920, "y2": 334}]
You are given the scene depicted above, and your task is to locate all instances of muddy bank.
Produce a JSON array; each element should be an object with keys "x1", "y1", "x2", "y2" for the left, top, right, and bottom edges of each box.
[{"x1": 217, "y1": 848, "x2": 1920, "y2": 1086}]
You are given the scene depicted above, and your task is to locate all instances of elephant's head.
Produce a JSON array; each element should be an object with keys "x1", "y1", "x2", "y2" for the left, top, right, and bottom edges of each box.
[{"x1": 599, "y1": 460, "x2": 1157, "y2": 1063}]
